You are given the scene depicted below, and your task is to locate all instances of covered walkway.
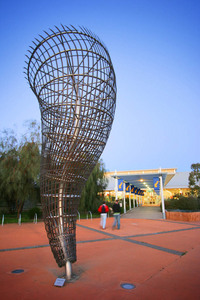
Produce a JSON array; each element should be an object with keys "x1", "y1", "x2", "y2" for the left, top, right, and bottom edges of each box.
[
  {"x1": 122, "y1": 206, "x2": 163, "y2": 219},
  {"x1": 108, "y1": 168, "x2": 177, "y2": 218}
]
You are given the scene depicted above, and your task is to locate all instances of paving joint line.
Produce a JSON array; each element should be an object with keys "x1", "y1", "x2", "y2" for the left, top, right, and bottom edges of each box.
[
  {"x1": 0, "y1": 236, "x2": 184, "y2": 256},
  {"x1": 124, "y1": 226, "x2": 200, "y2": 238},
  {"x1": 0, "y1": 223, "x2": 193, "y2": 256},
  {"x1": 0, "y1": 244, "x2": 50, "y2": 252},
  {"x1": 121, "y1": 237, "x2": 185, "y2": 256},
  {"x1": 76, "y1": 224, "x2": 185, "y2": 256},
  {"x1": 149, "y1": 218, "x2": 200, "y2": 227}
]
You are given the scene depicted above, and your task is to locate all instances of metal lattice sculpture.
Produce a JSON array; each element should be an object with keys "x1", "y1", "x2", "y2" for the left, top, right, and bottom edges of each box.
[{"x1": 25, "y1": 25, "x2": 116, "y2": 273}]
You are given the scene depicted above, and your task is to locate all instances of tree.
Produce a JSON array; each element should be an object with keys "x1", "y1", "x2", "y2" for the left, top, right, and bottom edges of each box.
[
  {"x1": 189, "y1": 163, "x2": 200, "y2": 197},
  {"x1": 0, "y1": 120, "x2": 41, "y2": 216},
  {"x1": 79, "y1": 159, "x2": 108, "y2": 213}
]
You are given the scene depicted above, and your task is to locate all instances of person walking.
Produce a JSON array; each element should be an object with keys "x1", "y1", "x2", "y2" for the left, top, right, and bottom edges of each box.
[
  {"x1": 98, "y1": 201, "x2": 109, "y2": 229},
  {"x1": 112, "y1": 199, "x2": 121, "y2": 230}
]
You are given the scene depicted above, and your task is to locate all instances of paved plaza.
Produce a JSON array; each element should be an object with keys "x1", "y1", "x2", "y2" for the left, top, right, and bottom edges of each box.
[{"x1": 0, "y1": 208, "x2": 200, "y2": 299}]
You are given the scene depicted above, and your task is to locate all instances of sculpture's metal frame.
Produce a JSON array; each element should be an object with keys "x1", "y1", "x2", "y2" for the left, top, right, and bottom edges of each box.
[{"x1": 25, "y1": 25, "x2": 116, "y2": 277}]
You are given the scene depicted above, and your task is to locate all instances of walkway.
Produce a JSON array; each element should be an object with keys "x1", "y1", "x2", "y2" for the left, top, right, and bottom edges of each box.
[
  {"x1": 122, "y1": 206, "x2": 163, "y2": 219},
  {"x1": 0, "y1": 217, "x2": 200, "y2": 299}
]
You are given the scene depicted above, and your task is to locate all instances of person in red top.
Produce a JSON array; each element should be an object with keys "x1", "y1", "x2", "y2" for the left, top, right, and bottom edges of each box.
[{"x1": 98, "y1": 201, "x2": 109, "y2": 229}]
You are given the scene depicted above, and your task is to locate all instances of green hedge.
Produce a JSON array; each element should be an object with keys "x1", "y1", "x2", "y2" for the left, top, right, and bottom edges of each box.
[{"x1": 164, "y1": 196, "x2": 200, "y2": 211}]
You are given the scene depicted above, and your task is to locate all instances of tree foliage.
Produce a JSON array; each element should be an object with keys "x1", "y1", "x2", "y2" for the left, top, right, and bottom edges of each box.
[
  {"x1": 189, "y1": 163, "x2": 200, "y2": 197},
  {"x1": 79, "y1": 159, "x2": 108, "y2": 213},
  {"x1": 0, "y1": 120, "x2": 41, "y2": 216},
  {"x1": 0, "y1": 120, "x2": 109, "y2": 216}
]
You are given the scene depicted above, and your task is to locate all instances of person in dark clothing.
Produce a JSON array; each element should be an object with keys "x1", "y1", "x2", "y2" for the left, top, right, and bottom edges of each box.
[{"x1": 112, "y1": 199, "x2": 121, "y2": 229}]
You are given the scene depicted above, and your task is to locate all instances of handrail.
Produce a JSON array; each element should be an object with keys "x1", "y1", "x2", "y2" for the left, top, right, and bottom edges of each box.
[
  {"x1": 33, "y1": 213, "x2": 37, "y2": 224},
  {"x1": 77, "y1": 211, "x2": 80, "y2": 222},
  {"x1": 87, "y1": 211, "x2": 92, "y2": 220},
  {"x1": 18, "y1": 214, "x2": 21, "y2": 226},
  {"x1": 2, "y1": 214, "x2": 4, "y2": 226}
]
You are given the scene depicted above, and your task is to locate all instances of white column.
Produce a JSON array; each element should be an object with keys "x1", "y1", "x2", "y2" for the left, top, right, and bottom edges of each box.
[
  {"x1": 160, "y1": 175, "x2": 166, "y2": 219},
  {"x1": 123, "y1": 182, "x2": 126, "y2": 213}
]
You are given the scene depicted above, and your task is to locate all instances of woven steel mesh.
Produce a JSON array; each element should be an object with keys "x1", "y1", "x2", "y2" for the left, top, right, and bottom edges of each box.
[{"x1": 25, "y1": 25, "x2": 116, "y2": 267}]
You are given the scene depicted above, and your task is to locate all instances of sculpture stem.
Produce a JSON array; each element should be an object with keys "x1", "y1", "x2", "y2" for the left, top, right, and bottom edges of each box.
[
  {"x1": 58, "y1": 182, "x2": 68, "y2": 260},
  {"x1": 65, "y1": 260, "x2": 72, "y2": 281}
]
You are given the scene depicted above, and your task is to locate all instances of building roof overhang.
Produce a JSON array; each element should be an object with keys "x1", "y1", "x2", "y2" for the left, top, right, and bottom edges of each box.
[{"x1": 108, "y1": 168, "x2": 177, "y2": 190}]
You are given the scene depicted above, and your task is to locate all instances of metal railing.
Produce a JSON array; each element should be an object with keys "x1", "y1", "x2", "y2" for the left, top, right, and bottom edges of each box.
[
  {"x1": 2, "y1": 214, "x2": 4, "y2": 226},
  {"x1": 18, "y1": 214, "x2": 21, "y2": 226},
  {"x1": 86, "y1": 211, "x2": 92, "y2": 220},
  {"x1": 33, "y1": 213, "x2": 37, "y2": 224},
  {"x1": 77, "y1": 211, "x2": 80, "y2": 222}
]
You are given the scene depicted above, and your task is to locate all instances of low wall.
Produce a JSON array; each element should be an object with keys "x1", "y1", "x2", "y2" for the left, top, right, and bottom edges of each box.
[{"x1": 166, "y1": 211, "x2": 200, "y2": 222}]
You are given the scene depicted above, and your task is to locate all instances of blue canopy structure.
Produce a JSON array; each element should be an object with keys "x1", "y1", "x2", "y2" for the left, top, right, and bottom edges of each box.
[{"x1": 112, "y1": 169, "x2": 176, "y2": 191}]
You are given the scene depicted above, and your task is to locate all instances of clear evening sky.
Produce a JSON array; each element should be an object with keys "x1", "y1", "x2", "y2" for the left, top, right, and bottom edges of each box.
[{"x1": 0, "y1": 0, "x2": 199, "y2": 172}]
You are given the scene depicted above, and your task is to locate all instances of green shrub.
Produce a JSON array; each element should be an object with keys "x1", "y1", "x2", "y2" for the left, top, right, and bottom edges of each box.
[
  {"x1": 164, "y1": 196, "x2": 200, "y2": 211},
  {"x1": 27, "y1": 207, "x2": 42, "y2": 219}
]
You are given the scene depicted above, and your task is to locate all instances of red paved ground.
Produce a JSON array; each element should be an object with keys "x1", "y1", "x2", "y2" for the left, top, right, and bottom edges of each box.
[{"x1": 0, "y1": 217, "x2": 200, "y2": 300}]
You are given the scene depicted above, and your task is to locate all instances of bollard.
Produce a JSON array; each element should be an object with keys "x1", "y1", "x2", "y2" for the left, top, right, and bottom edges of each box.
[
  {"x1": 2, "y1": 214, "x2": 4, "y2": 226},
  {"x1": 18, "y1": 214, "x2": 21, "y2": 226},
  {"x1": 33, "y1": 213, "x2": 37, "y2": 224},
  {"x1": 77, "y1": 211, "x2": 80, "y2": 222},
  {"x1": 88, "y1": 211, "x2": 92, "y2": 220}
]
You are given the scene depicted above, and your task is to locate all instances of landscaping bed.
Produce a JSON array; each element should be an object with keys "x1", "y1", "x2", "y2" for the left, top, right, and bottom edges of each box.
[{"x1": 166, "y1": 210, "x2": 200, "y2": 222}]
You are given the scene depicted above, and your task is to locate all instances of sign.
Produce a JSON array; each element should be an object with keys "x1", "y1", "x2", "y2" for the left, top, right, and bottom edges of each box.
[
  {"x1": 131, "y1": 186, "x2": 138, "y2": 194},
  {"x1": 131, "y1": 186, "x2": 135, "y2": 194},
  {"x1": 118, "y1": 179, "x2": 124, "y2": 191},
  {"x1": 153, "y1": 177, "x2": 160, "y2": 190},
  {"x1": 153, "y1": 177, "x2": 160, "y2": 195},
  {"x1": 54, "y1": 278, "x2": 66, "y2": 287},
  {"x1": 125, "y1": 183, "x2": 130, "y2": 193}
]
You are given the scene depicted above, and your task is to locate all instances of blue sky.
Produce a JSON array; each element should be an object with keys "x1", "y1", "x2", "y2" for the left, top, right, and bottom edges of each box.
[{"x1": 0, "y1": 0, "x2": 199, "y2": 172}]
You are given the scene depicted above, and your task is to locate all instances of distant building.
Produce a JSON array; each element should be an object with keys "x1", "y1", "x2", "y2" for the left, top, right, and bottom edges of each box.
[{"x1": 164, "y1": 171, "x2": 190, "y2": 198}]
